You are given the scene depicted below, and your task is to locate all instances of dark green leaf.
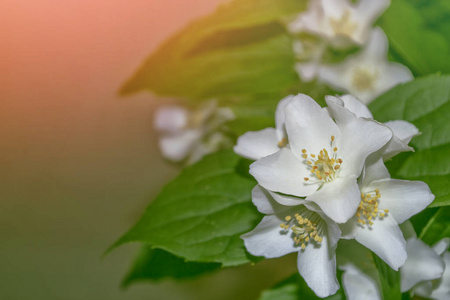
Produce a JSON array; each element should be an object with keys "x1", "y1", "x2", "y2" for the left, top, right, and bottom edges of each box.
[
  {"x1": 122, "y1": 246, "x2": 221, "y2": 287},
  {"x1": 378, "y1": 0, "x2": 450, "y2": 76},
  {"x1": 258, "y1": 273, "x2": 344, "y2": 300},
  {"x1": 419, "y1": 206, "x2": 450, "y2": 245},
  {"x1": 369, "y1": 75, "x2": 450, "y2": 207},
  {"x1": 109, "y1": 150, "x2": 260, "y2": 267},
  {"x1": 372, "y1": 253, "x2": 402, "y2": 300},
  {"x1": 120, "y1": 0, "x2": 307, "y2": 98}
]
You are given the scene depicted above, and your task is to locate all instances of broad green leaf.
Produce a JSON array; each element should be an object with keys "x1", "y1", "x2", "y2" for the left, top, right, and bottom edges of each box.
[
  {"x1": 372, "y1": 253, "x2": 402, "y2": 300},
  {"x1": 378, "y1": 0, "x2": 450, "y2": 76},
  {"x1": 369, "y1": 75, "x2": 450, "y2": 207},
  {"x1": 419, "y1": 206, "x2": 450, "y2": 245},
  {"x1": 122, "y1": 246, "x2": 220, "y2": 287},
  {"x1": 258, "y1": 273, "x2": 344, "y2": 300},
  {"x1": 120, "y1": 0, "x2": 307, "y2": 98},
  {"x1": 110, "y1": 150, "x2": 260, "y2": 267}
]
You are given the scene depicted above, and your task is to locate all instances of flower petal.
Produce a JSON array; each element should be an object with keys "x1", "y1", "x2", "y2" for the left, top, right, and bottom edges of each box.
[
  {"x1": 338, "y1": 117, "x2": 392, "y2": 177},
  {"x1": 234, "y1": 128, "x2": 280, "y2": 160},
  {"x1": 401, "y1": 238, "x2": 445, "y2": 292},
  {"x1": 357, "y1": 0, "x2": 390, "y2": 23},
  {"x1": 430, "y1": 252, "x2": 450, "y2": 300},
  {"x1": 433, "y1": 238, "x2": 450, "y2": 256},
  {"x1": 251, "y1": 185, "x2": 289, "y2": 215},
  {"x1": 343, "y1": 270, "x2": 380, "y2": 300},
  {"x1": 384, "y1": 120, "x2": 420, "y2": 144},
  {"x1": 339, "y1": 216, "x2": 358, "y2": 239},
  {"x1": 241, "y1": 214, "x2": 299, "y2": 259},
  {"x1": 285, "y1": 94, "x2": 341, "y2": 158},
  {"x1": 306, "y1": 176, "x2": 360, "y2": 223},
  {"x1": 339, "y1": 94, "x2": 373, "y2": 118},
  {"x1": 275, "y1": 95, "x2": 293, "y2": 140},
  {"x1": 366, "y1": 178, "x2": 435, "y2": 224},
  {"x1": 355, "y1": 214, "x2": 406, "y2": 270},
  {"x1": 269, "y1": 190, "x2": 307, "y2": 207},
  {"x1": 250, "y1": 147, "x2": 320, "y2": 197},
  {"x1": 154, "y1": 106, "x2": 188, "y2": 133},
  {"x1": 159, "y1": 130, "x2": 201, "y2": 161},
  {"x1": 361, "y1": 158, "x2": 391, "y2": 187},
  {"x1": 297, "y1": 233, "x2": 340, "y2": 298}
]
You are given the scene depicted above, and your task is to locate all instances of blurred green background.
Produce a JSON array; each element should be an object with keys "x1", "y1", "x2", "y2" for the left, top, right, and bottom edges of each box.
[{"x1": 0, "y1": 0, "x2": 296, "y2": 299}]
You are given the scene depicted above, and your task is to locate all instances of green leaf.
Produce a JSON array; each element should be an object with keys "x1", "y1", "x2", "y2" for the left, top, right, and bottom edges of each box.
[
  {"x1": 369, "y1": 75, "x2": 450, "y2": 208},
  {"x1": 258, "y1": 273, "x2": 344, "y2": 300},
  {"x1": 378, "y1": 0, "x2": 450, "y2": 76},
  {"x1": 120, "y1": 0, "x2": 307, "y2": 98},
  {"x1": 372, "y1": 253, "x2": 402, "y2": 300},
  {"x1": 110, "y1": 150, "x2": 260, "y2": 267},
  {"x1": 418, "y1": 206, "x2": 450, "y2": 245},
  {"x1": 122, "y1": 246, "x2": 220, "y2": 287}
]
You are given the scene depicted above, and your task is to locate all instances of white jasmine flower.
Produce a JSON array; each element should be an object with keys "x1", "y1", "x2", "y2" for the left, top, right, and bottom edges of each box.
[
  {"x1": 233, "y1": 95, "x2": 292, "y2": 160},
  {"x1": 154, "y1": 101, "x2": 234, "y2": 164},
  {"x1": 288, "y1": 0, "x2": 390, "y2": 47},
  {"x1": 317, "y1": 28, "x2": 413, "y2": 104},
  {"x1": 325, "y1": 94, "x2": 420, "y2": 160},
  {"x1": 249, "y1": 94, "x2": 392, "y2": 223},
  {"x1": 337, "y1": 225, "x2": 448, "y2": 300},
  {"x1": 339, "y1": 158, "x2": 434, "y2": 270},
  {"x1": 242, "y1": 185, "x2": 341, "y2": 298},
  {"x1": 401, "y1": 222, "x2": 449, "y2": 300}
]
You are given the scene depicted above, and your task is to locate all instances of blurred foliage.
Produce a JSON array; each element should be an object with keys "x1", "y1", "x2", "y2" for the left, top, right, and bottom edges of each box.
[{"x1": 379, "y1": 0, "x2": 450, "y2": 76}]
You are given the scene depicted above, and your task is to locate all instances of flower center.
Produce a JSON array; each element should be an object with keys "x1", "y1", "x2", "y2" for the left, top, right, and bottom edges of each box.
[
  {"x1": 351, "y1": 67, "x2": 379, "y2": 92},
  {"x1": 357, "y1": 189, "x2": 389, "y2": 226},
  {"x1": 303, "y1": 136, "x2": 343, "y2": 183},
  {"x1": 329, "y1": 10, "x2": 357, "y2": 37},
  {"x1": 280, "y1": 212, "x2": 323, "y2": 250}
]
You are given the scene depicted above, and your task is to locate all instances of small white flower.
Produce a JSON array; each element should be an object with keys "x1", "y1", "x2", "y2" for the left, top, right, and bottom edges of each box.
[
  {"x1": 317, "y1": 28, "x2": 413, "y2": 104},
  {"x1": 248, "y1": 94, "x2": 392, "y2": 223},
  {"x1": 401, "y1": 222, "x2": 449, "y2": 300},
  {"x1": 242, "y1": 185, "x2": 341, "y2": 298},
  {"x1": 288, "y1": 0, "x2": 390, "y2": 47},
  {"x1": 337, "y1": 225, "x2": 448, "y2": 300},
  {"x1": 154, "y1": 101, "x2": 234, "y2": 164},
  {"x1": 233, "y1": 95, "x2": 292, "y2": 160}
]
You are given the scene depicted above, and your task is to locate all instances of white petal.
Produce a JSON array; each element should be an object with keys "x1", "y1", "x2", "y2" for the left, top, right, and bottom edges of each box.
[
  {"x1": 297, "y1": 234, "x2": 340, "y2": 298},
  {"x1": 249, "y1": 147, "x2": 320, "y2": 197},
  {"x1": 338, "y1": 118, "x2": 392, "y2": 177},
  {"x1": 401, "y1": 238, "x2": 445, "y2": 292},
  {"x1": 241, "y1": 214, "x2": 298, "y2": 259},
  {"x1": 413, "y1": 281, "x2": 434, "y2": 299},
  {"x1": 433, "y1": 238, "x2": 450, "y2": 256},
  {"x1": 233, "y1": 128, "x2": 280, "y2": 160},
  {"x1": 430, "y1": 252, "x2": 450, "y2": 300},
  {"x1": 306, "y1": 176, "x2": 360, "y2": 223},
  {"x1": 382, "y1": 135, "x2": 414, "y2": 161},
  {"x1": 360, "y1": 28, "x2": 388, "y2": 61},
  {"x1": 295, "y1": 62, "x2": 319, "y2": 82},
  {"x1": 355, "y1": 214, "x2": 406, "y2": 270},
  {"x1": 154, "y1": 106, "x2": 188, "y2": 133},
  {"x1": 275, "y1": 95, "x2": 294, "y2": 140},
  {"x1": 251, "y1": 185, "x2": 289, "y2": 215},
  {"x1": 366, "y1": 178, "x2": 435, "y2": 224},
  {"x1": 269, "y1": 190, "x2": 307, "y2": 207},
  {"x1": 285, "y1": 94, "x2": 340, "y2": 158},
  {"x1": 159, "y1": 130, "x2": 201, "y2": 161},
  {"x1": 339, "y1": 216, "x2": 358, "y2": 239},
  {"x1": 376, "y1": 62, "x2": 413, "y2": 96},
  {"x1": 325, "y1": 95, "x2": 357, "y2": 127},
  {"x1": 340, "y1": 94, "x2": 373, "y2": 118},
  {"x1": 361, "y1": 158, "x2": 390, "y2": 187},
  {"x1": 384, "y1": 120, "x2": 420, "y2": 144},
  {"x1": 343, "y1": 271, "x2": 380, "y2": 300}
]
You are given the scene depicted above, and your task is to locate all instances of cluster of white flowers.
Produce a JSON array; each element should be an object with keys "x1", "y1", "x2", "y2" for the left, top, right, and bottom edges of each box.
[
  {"x1": 234, "y1": 93, "x2": 439, "y2": 298},
  {"x1": 287, "y1": 0, "x2": 413, "y2": 104},
  {"x1": 154, "y1": 100, "x2": 235, "y2": 165}
]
